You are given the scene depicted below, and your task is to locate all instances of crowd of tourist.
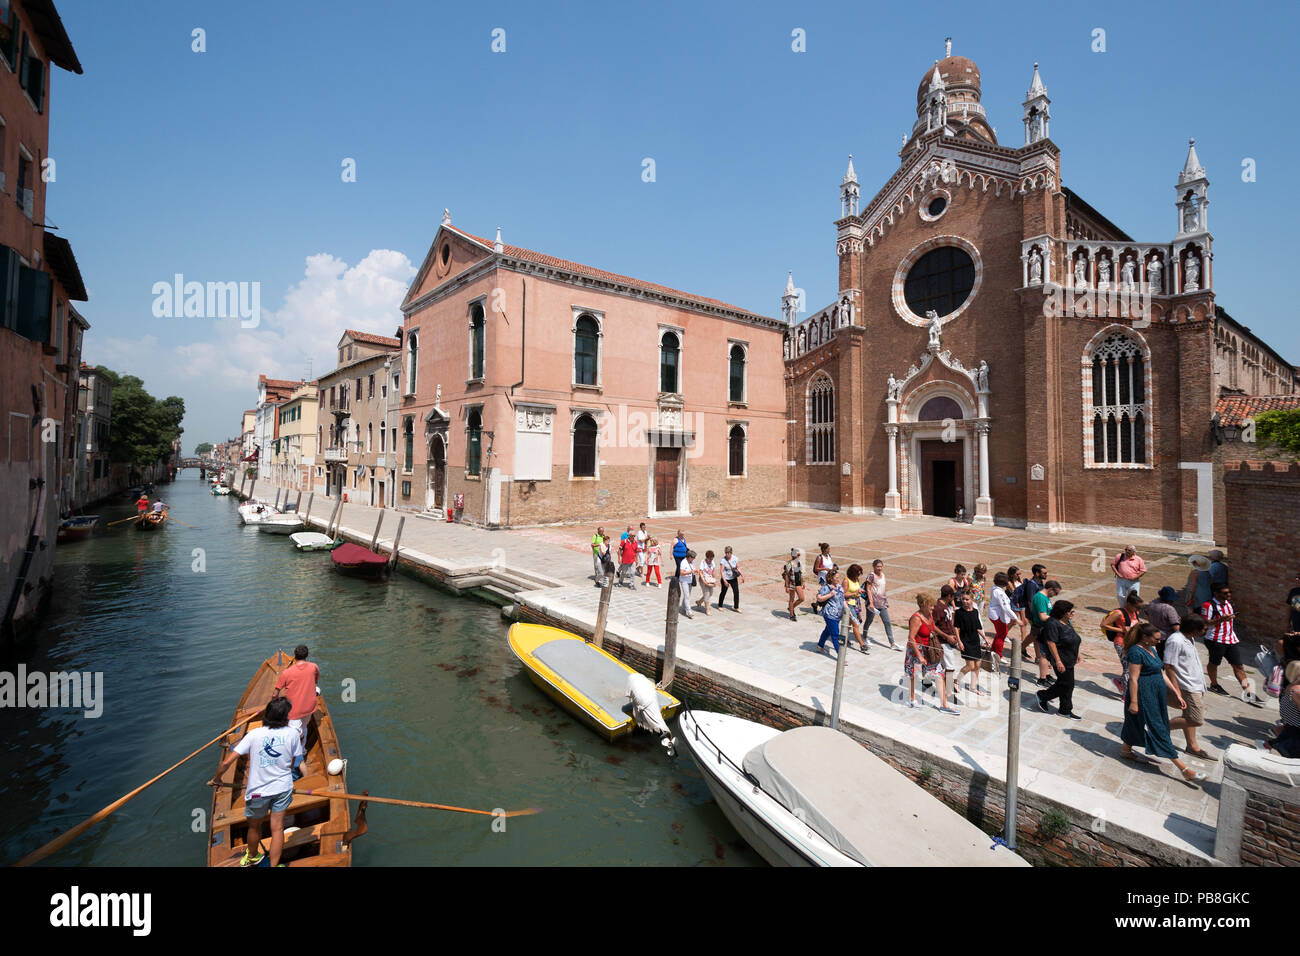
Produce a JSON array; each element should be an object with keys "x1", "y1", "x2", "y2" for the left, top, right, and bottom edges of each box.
[{"x1": 588, "y1": 526, "x2": 1297, "y2": 786}]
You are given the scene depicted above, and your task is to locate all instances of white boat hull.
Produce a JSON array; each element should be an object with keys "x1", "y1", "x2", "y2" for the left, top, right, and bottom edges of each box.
[
  {"x1": 677, "y1": 710, "x2": 859, "y2": 867},
  {"x1": 257, "y1": 518, "x2": 304, "y2": 534}
]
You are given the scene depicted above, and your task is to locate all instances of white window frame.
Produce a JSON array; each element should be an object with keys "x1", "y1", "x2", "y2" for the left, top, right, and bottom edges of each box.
[
  {"x1": 569, "y1": 408, "x2": 603, "y2": 481},
  {"x1": 571, "y1": 307, "x2": 604, "y2": 391},
  {"x1": 727, "y1": 338, "x2": 748, "y2": 406},
  {"x1": 726, "y1": 419, "x2": 748, "y2": 478},
  {"x1": 467, "y1": 297, "x2": 487, "y2": 384},
  {"x1": 1081, "y1": 327, "x2": 1154, "y2": 470},
  {"x1": 404, "y1": 328, "x2": 419, "y2": 396},
  {"x1": 658, "y1": 324, "x2": 684, "y2": 397},
  {"x1": 808, "y1": 373, "x2": 835, "y2": 465}
]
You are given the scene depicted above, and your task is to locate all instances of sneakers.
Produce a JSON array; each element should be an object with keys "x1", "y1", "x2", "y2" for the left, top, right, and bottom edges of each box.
[
  {"x1": 890, "y1": 642, "x2": 902, "y2": 652},
  {"x1": 1036, "y1": 693, "x2": 1052, "y2": 714},
  {"x1": 1243, "y1": 692, "x2": 1265, "y2": 707},
  {"x1": 1060, "y1": 711, "x2": 1083, "y2": 721},
  {"x1": 239, "y1": 849, "x2": 265, "y2": 867},
  {"x1": 939, "y1": 706, "x2": 961, "y2": 716},
  {"x1": 909, "y1": 699, "x2": 924, "y2": 708},
  {"x1": 1208, "y1": 683, "x2": 1229, "y2": 696},
  {"x1": 1036, "y1": 677, "x2": 1054, "y2": 688}
]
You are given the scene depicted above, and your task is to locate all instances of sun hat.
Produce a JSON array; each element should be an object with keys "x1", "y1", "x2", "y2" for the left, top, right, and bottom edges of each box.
[{"x1": 1188, "y1": 554, "x2": 1211, "y2": 571}]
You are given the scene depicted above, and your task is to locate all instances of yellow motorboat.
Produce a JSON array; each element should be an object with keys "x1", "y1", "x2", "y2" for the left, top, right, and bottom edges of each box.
[{"x1": 507, "y1": 622, "x2": 680, "y2": 742}]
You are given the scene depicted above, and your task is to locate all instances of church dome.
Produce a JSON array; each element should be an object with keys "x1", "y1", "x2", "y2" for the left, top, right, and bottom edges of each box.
[{"x1": 916, "y1": 55, "x2": 981, "y2": 105}]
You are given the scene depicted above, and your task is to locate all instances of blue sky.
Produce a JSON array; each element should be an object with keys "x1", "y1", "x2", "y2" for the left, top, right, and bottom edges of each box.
[{"x1": 51, "y1": 0, "x2": 1299, "y2": 446}]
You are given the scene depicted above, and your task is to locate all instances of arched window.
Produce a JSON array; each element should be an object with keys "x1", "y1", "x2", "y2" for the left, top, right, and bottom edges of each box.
[
  {"x1": 406, "y1": 331, "x2": 418, "y2": 394},
  {"x1": 367, "y1": 423, "x2": 373, "y2": 453},
  {"x1": 728, "y1": 344, "x2": 746, "y2": 403},
  {"x1": 574, "y1": 314, "x2": 599, "y2": 386},
  {"x1": 466, "y1": 408, "x2": 483, "y2": 476},
  {"x1": 809, "y1": 376, "x2": 835, "y2": 464},
  {"x1": 660, "y1": 331, "x2": 680, "y2": 394},
  {"x1": 403, "y1": 418, "x2": 414, "y2": 472},
  {"x1": 469, "y1": 304, "x2": 485, "y2": 380},
  {"x1": 1088, "y1": 333, "x2": 1147, "y2": 465},
  {"x1": 572, "y1": 414, "x2": 597, "y2": 477},
  {"x1": 918, "y1": 396, "x2": 964, "y2": 421},
  {"x1": 728, "y1": 424, "x2": 746, "y2": 476}
]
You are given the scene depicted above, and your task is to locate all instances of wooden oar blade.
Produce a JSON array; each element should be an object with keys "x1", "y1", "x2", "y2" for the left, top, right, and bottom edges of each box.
[{"x1": 342, "y1": 792, "x2": 368, "y2": 846}]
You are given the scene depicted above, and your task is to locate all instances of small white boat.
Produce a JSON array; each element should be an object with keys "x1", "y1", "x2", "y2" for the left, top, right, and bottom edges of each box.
[
  {"x1": 677, "y1": 710, "x2": 1028, "y2": 868},
  {"x1": 256, "y1": 514, "x2": 305, "y2": 534},
  {"x1": 212, "y1": 483, "x2": 231, "y2": 496},
  {"x1": 291, "y1": 532, "x2": 340, "y2": 552},
  {"x1": 238, "y1": 502, "x2": 279, "y2": 525}
]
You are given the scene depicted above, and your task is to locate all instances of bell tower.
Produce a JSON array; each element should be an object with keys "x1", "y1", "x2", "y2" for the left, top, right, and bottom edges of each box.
[
  {"x1": 1022, "y1": 62, "x2": 1050, "y2": 145},
  {"x1": 1175, "y1": 138, "x2": 1210, "y2": 238}
]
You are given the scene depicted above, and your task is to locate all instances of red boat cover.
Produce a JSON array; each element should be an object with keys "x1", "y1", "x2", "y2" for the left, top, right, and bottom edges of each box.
[{"x1": 330, "y1": 543, "x2": 387, "y2": 566}]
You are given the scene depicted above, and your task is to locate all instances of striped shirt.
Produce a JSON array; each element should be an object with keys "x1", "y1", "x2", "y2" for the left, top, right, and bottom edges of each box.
[{"x1": 1200, "y1": 598, "x2": 1237, "y2": 645}]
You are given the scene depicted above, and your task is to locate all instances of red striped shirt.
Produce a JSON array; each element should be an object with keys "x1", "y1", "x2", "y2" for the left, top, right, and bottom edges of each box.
[{"x1": 1201, "y1": 599, "x2": 1237, "y2": 645}]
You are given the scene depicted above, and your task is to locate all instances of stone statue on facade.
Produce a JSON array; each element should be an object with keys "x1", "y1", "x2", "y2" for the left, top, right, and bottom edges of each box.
[
  {"x1": 1121, "y1": 255, "x2": 1136, "y2": 292},
  {"x1": 1185, "y1": 252, "x2": 1201, "y2": 292},
  {"x1": 1028, "y1": 247, "x2": 1042, "y2": 284},
  {"x1": 1147, "y1": 256, "x2": 1163, "y2": 294},
  {"x1": 1182, "y1": 202, "x2": 1199, "y2": 234},
  {"x1": 976, "y1": 360, "x2": 989, "y2": 391},
  {"x1": 887, "y1": 373, "x2": 901, "y2": 401},
  {"x1": 1097, "y1": 255, "x2": 1111, "y2": 291},
  {"x1": 926, "y1": 310, "x2": 942, "y2": 349},
  {"x1": 1073, "y1": 255, "x2": 1087, "y2": 288},
  {"x1": 783, "y1": 336, "x2": 791, "y2": 361}
]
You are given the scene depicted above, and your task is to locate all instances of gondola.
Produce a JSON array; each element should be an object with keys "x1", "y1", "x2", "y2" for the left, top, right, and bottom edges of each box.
[
  {"x1": 136, "y1": 510, "x2": 167, "y2": 530},
  {"x1": 208, "y1": 651, "x2": 361, "y2": 867}
]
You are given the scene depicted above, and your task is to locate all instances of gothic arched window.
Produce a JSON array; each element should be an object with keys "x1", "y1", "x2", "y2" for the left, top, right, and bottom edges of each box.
[
  {"x1": 572, "y1": 413, "x2": 597, "y2": 478},
  {"x1": 1087, "y1": 333, "x2": 1148, "y2": 466},
  {"x1": 466, "y1": 408, "x2": 483, "y2": 476},
  {"x1": 728, "y1": 424, "x2": 746, "y2": 476},
  {"x1": 574, "y1": 314, "x2": 599, "y2": 386},
  {"x1": 660, "y1": 330, "x2": 680, "y2": 394},
  {"x1": 728, "y1": 344, "x2": 746, "y2": 403},
  {"x1": 809, "y1": 376, "x2": 835, "y2": 464},
  {"x1": 469, "y1": 304, "x2": 485, "y2": 380},
  {"x1": 406, "y1": 331, "x2": 418, "y2": 395}
]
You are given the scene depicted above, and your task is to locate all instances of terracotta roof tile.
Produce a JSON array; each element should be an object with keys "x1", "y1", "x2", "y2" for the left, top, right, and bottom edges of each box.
[
  {"x1": 1215, "y1": 394, "x2": 1300, "y2": 426},
  {"x1": 343, "y1": 329, "x2": 401, "y2": 348},
  {"x1": 444, "y1": 225, "x2": 771, "y2": 321}
]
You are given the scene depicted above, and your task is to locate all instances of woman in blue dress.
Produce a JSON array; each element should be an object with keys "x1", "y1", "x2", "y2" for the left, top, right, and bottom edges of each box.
[{"x1": 1120, "y1": 623, "x2": 1207, "y2": 783}]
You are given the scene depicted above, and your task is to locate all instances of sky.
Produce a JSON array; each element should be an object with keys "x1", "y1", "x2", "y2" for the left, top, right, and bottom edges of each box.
[{"x1": 48, "y1": 0, "x2": 1300, "y2": 448}]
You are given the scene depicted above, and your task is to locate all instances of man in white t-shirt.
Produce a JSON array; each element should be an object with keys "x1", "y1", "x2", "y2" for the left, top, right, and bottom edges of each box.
[
  {"x1": 635, "y1": 523, "x2": 648, "y2": 574},
  {"x1": 210, "y1": 696, "x2": 304, "y2": 867},
  {"x1": 1163, "y1": 615, "x2": 1213, "y2": 760},
  {"x1": 677, "y1": 549, "x2": 697, "y2": 619}
]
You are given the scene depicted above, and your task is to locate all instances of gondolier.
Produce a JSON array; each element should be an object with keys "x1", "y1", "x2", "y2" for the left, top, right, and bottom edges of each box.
[{"x1": 274, "y1": 644, "x2": 320, "y2": 754}]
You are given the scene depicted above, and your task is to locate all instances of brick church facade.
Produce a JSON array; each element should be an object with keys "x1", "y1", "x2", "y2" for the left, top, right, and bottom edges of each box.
[{"x1": 783, "y1": 43, "x2": 1298, "y2": 543}]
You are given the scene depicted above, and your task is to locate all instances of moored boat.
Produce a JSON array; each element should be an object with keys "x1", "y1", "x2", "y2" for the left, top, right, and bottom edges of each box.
[
  {"x1": 212, "y1": 483, "x2": 231, "y2": 495},
  {"x1": 330, "y1": 542, "x2": 389, "y2": 578},
  {"x1": 239, "y1": 502, "x2": 280, "y2": 525},
  {"x1": 291, "y1": 532, "x2": 340, "y2": 552},
  {"x1": 208, "y1": 650, "x2": 359, "y2": 867},
  {"x1": 256, "y1": 514, "x2": 305, "y2": 535},
  {"x1": 677, "y1": 710, "x2": 1029, "y2": 868},
  {"x1": 56, "y1": 515, "x2": 99, "y2": 542},
  {"x1": 507, "y1": 622, "x2": 680, "y2": 742}
]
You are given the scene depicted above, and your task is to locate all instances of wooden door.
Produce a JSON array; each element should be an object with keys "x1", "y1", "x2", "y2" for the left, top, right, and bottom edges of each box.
[{"x1": 654, "y1": 447, "x2": 680, "y2": 512}]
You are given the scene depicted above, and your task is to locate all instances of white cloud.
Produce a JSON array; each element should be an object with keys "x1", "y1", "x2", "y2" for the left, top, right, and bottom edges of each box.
[{"x1": 84, "y1": 249, "x2": 415, "y2": 440}]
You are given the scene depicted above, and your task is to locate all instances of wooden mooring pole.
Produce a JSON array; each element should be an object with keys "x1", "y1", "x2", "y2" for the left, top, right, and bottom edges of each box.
[
  {"x1": 592, "y1": 577, "x2": 614, "y2": 649},
  {"x1": 369, "y1": 511, "x2": 384, "y2": 552},
  {"x1": 387, "y1": 516, "x2": 405, "y2": 572},
  {"x1": 660, "y1": 577, "x2": 680, "y2": 691},
  {"x1": 302, "y1": 493, "x2": 314, "y2": 523}
]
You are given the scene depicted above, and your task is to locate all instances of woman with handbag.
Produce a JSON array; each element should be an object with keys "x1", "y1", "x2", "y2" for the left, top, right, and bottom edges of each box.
[
  {"x1": 1120, "y1": 622, "x2": 1207, "y2": 783},
  {"x1": 934, "y1": 586, "x2": 964, "y2": 709},
  {"x1": 906, "y1": 594, "x2": 955, "y2": 713},
  {"x1": 716, "y1": 545, "x2": 743, "y2": 613}
]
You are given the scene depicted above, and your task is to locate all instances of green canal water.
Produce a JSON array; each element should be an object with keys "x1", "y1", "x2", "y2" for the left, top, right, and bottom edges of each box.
[{"x1": 0, "y1": 473, "x2": 761, "y2": 866}]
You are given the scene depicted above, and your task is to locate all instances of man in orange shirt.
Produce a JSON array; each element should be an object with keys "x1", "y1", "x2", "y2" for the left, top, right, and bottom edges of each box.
[{"x1": 274, "y1": 645, "x2": 320, "y2": 769}]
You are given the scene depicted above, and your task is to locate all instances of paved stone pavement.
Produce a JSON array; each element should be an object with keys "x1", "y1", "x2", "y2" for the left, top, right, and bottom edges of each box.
[{"x1": 279, "y1": 491, "x2": 1274, "y2": 842}]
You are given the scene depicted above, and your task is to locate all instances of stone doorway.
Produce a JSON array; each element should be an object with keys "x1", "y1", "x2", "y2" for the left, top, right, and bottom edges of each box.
[{"x1": 654, "y1": 447, "x2": 680, "y2": 513}]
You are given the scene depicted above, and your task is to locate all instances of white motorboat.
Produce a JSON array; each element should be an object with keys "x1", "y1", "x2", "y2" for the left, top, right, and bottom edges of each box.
[
  {"x1": 290, "y1": 532, "x2": 339, "y2": 552},
  {"x1": 238, "y1": 502, "x2": 280, "y2": 525},
  {"x1": 256, "y1": 514, "x2": 305, "y2": 535},
  {"x1": 212, "y1": 483, "x2": 231, "y2": 496},
  {"x1": 677, "y1": 710, "x2": 1028, "y2": 868}
]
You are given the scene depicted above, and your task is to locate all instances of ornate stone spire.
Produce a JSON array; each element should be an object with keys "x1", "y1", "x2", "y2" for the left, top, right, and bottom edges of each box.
[
  {"x1": 493, "y1": 227, "x2": 504, "y2": 253},
  {"x1": 781, "y1": 272, "x2": 800, "y2": 325},
  {"x1": 1175, "y1": 138, "x2": 1210, "y2": 237},
  {"x1": 840, "y1": 155, "x2": 860, "y2": 217},
  {"x1": 1022, "y1": 61, "x2": 1050, "y2": 145},
  {"x1": 441, "y1": 208, "x2": 451, "y2": 225},
  {"x1": 1180, "y1": 138, "x2": 1206, "y2": 183}
]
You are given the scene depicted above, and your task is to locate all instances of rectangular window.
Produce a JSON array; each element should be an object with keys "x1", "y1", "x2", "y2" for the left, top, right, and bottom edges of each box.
[
  {"x1": 403, "y1": 425, "x2": 412, "y2": 472},
  {"x1": 16, "y1": 149, "x2": 31, "y2": 216},
  {"x1": 368, "y1": 374, "x2": 374, "y2": 399},
  {"x1": 379, "y1": 421, "x2": 386, "y2": 453},
  {"x1": 401, "y1": 480, "x2": 411, "y2": 497},
  {"x1": 0, "y1": 2, "x2": 16, "y2": 70},
  {"x1": 20, "y1": 36, "x2": 42, "y2": 112}
]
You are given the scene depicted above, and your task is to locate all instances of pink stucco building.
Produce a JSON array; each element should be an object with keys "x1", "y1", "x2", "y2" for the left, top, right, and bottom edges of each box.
[{"x1": 394, "y1": 217, "x2": 787, "y2": 526}]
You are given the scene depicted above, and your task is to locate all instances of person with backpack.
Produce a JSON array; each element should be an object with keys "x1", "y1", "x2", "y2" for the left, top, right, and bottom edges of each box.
[
  {"x1": 815, "y1": 569, "x2": 845, "y2": 657},
  {"x1": 810, "y1": 543, "x2": 834, "y2": 613},
  {"x1": 696, "y1": 550, "x2": 718, "y2": 614},
  {"x1": 672, "y1": 532, "x2": 688, "y2": 579},
  {"x1": 1102, "y1": 592, "x2": 1145, "y2": 695}
]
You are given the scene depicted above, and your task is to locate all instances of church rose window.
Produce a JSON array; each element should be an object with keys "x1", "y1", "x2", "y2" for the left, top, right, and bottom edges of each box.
[
  {"x1": 927, "y1": 197, "x2": 947, "y2": 217},
  {"x1": 1088, "y1": 333, "x2": 1147, "y2": 466},
  {"x1": 904, "y1": 246, "x2": 975, "y2": 317}
]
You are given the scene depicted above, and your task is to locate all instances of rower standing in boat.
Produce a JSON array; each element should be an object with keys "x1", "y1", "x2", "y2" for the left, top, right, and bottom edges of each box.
[
  {"x1": 135, "y1": 494, "x2": 150, "y2": 519},
  {"x1": 274, "y1": 645, "x2": 320, "y2": 762},
  {"x1": 209, "y1": 697, "x2": 304, "y2": 867}
]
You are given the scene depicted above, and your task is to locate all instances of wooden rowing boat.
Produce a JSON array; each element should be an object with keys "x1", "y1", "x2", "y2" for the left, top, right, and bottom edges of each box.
[
  {"x1": 507, "y1": 622, "x2": 681, "y2": 742},
  {"x1": 330, "y1": 542, "x2": 388, "y2": 578},
  {"x1": 136, "y1": 511, "x2": 167, "y2": 530},
  {"x1": 208, "y1": 650, "x2": 358, "y2": 867},
  {"x1": 57, "y1": 515, "x2": 99, "y2": 542}
]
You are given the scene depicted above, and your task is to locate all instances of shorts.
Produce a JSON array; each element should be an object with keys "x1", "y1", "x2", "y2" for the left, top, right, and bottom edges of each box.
[
  {"x1": 905, "y1": 647, "x2": 943, "y2": 678},
  {"x1": 1168, "y1": 688, "x2": 1205, "y2": 726},
  {"x1": 1206, "y1": 641, "x2": 1242, "y2": 669},
  {"x1": 244, "y1": 788, "x2": 293, "y2": 818}
]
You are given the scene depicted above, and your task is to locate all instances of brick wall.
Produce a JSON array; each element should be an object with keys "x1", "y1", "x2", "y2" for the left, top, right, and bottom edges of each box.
[
  {"x1": 1223, "y1": 460, "x2": 1300, "y2": 643},
  {"x1": 1216, "y1": 745, "x2": 1300, "y2": 866}
]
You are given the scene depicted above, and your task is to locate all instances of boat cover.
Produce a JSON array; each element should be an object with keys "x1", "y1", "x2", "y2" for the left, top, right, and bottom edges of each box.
[
  {"x1": 740, "y1": 726, "x2": 1026, "y2": 867},
  {"x1": 331, "y1": 543, "x2": 387, "y2": 566},
  {"x1": 532, "y1": 639, "x2": 674, "y2": 723}
]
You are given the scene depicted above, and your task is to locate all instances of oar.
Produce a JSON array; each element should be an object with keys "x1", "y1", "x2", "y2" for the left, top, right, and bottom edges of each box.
[
  {"x1": 12, "y1": 713, "x2": 258, "y2": 867},
  {"x1": 211, "y1": 781, "x2": 540, "y2": 818},
  {"x1": 106, "y1": 514, "x2": 143, "y2": 527},
  {"x1": 166, "y1": 515, "x2": 198, "y2": 529}
]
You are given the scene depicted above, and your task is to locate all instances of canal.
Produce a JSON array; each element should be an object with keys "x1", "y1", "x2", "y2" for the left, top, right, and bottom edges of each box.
[{"x1": 0, "y1": 473, "x2": 761, "y2": 866}]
